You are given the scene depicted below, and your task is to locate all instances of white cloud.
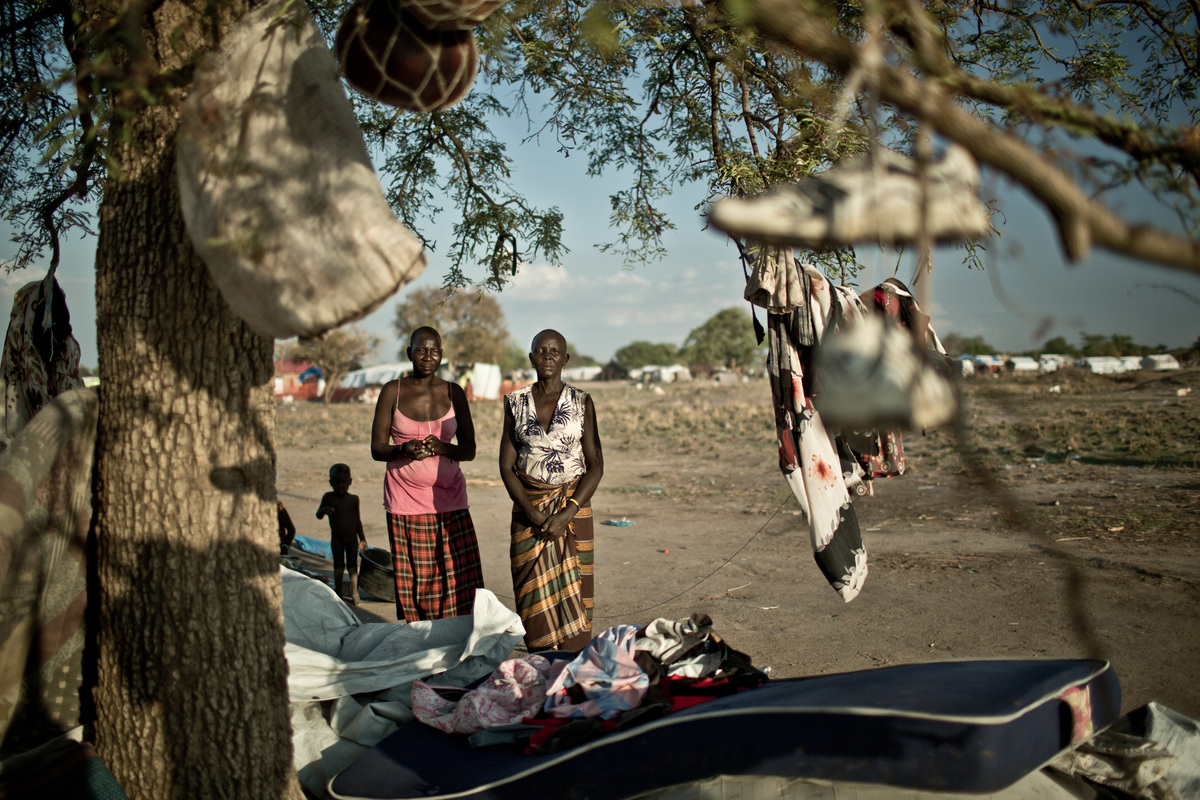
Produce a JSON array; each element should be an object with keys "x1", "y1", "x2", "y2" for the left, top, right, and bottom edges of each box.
[
  {"x1": 0, "y1": 269, "x2": 36, "y2": 294},
  {"x1": 508, "y1": 262, "x2": 573, "y2": 299},
  {"x1": 601, "y1": 271, "x2": 650, "y2": 287}
]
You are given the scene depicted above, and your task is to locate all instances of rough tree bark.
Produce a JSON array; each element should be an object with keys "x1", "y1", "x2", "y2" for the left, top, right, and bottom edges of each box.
[{"x1": 87, "y1": 0, "x2": 304, "y2": 797}]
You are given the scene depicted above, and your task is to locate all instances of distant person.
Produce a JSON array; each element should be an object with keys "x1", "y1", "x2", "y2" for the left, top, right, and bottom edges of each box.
[
  {"x1": 371, "y1": 326, "x2": 484, "y2": 621},
  {"x1": 459, "y1": 365, "x2": 475, "y2": 402},
  {"x1": 500, "y1": 329, "x2": 603, "y2": 652},
  {"x1": 277, "y1": 499, "x2": 296, "y2": 555},
  {"x1": 316, "y1": 463, "x2": 367, "y2": 605}
]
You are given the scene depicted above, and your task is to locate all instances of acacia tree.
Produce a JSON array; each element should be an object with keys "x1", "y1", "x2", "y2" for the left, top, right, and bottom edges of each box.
[
  {"x1": 613, "y1": 340, "x2": 680, "y2": 370},
  {"x1": 682, "y1": 307, "x2": 764, "y2": 369},
  {"x1": 305, "y1": 0, "x2": 1197, "y2": 290},
  {"x1": 286, "y1": 327, "x2": 382, "y2": 402},
  {"x1": 393, "y1": 286, "x2": 512, "y2": 363},
  {"x1": 3, "y1": 1, "x2": 302, "y2": 798},
  {"x1": 941, "y1": 332, "x2": 997, "y2": 356},
  {"x1": 2, "y1": 1, "x2": 1197, "y2": 798}
]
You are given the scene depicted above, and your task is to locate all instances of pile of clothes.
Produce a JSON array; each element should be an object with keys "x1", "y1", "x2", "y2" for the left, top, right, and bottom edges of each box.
[{"x1": 411, "y1": 614, "x2": 768, "y2": 755}]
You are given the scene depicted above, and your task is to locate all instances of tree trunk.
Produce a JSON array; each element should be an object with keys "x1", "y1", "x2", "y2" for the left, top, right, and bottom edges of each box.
[{"x1": 88, "y1": 2, "x2": 303, "y2": 798}]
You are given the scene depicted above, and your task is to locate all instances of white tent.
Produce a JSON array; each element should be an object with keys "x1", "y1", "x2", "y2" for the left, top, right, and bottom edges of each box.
[
  {"x1": 974, "y1": 355, "x2": 1006, "y2": 372},
  {"x1": 656, "y1": 364, "x2": 692, "y2": 382},
  {"x1": 470, "y1": 363, "x2": 502, "y2": 400},
  {"x1": 339, "y1": 362, "x2": 411, "y2": 388},
  {"x1": 1008, "y1": 356, "x2": 1040, "y2": 373},
  {"x1": 563, "y1": 365, "x2": 603, "y2": 382},
  {"x1": 1083, "y1": 357, "x2": 1123, "y2": 374},
  {"x1": 1037, "y1": 354, "x2": 1067, "y2": 372},
  {"x1": 1142, "y1": 354, "x2": 1181, "y2": 371}
]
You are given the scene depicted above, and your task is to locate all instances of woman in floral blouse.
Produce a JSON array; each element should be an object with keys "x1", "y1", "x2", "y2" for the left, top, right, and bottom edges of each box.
[{"x1": 500, "y1": 329, "x2": 603, "y2": 652}]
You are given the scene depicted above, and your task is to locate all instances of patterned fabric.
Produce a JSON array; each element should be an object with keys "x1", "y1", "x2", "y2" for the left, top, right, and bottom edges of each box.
[
  {"x1": 509, "y1": 472, "x2": 593, "y2": 652},
  {"x1": 543, "y1": 625, "x2": 648, "y2": 719},
  {"x1": 0, "y1": 388, "x2": 97, "y2": 753},
  {"x1": 765, "y1": 260, "x2": 872, "y2": 603},
  {"x1": 506, "y1": 384, "x2": 589, "y2": 485},
  {"x1": 412, "y1": 654, "x2": 551, "y2": 734},
  {"x1": 386, "y1": 508, "x2": 484, "y2": 621},
  {"x1": 0, "y1": 279, "x2": 84, "y2": 449},
  {"x1": 384, "y1": 403, "x2": 469, "y2": 515},
  {"x1": 761, "y1": 261, "x2": 941, "y2": 602},
  {"x1": 843, "y1": 428, "x2": 905, "y2": 484}
]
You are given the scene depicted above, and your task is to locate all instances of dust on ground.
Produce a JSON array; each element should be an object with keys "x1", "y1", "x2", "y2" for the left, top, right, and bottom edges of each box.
[{"x1": 276, "y1": 367, "x2": 1200, "y2": 719}]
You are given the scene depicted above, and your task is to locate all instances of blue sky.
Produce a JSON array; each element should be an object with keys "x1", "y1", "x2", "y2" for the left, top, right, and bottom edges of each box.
[{"x1": 3, "y1": 100, "x2": 1199, "y2": 369}]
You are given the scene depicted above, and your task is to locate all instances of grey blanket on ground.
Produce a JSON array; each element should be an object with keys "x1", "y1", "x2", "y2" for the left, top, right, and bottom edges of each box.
[{"x1": 281, "y1": 573, "x2": 524, "y2": 795}]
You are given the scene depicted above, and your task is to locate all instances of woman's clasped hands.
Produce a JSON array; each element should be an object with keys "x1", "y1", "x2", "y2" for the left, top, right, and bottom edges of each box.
[{"x1": 403, "y1": 434, "x2": 444, "y2": 460}]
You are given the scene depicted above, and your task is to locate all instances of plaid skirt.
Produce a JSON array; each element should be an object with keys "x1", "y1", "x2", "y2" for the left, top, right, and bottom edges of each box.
[
  {"x1": 510, "y1": 472, "x2": 593, "y2": 652},
  {"x1": 386, "y1": 508, "x2": 484, "y2": 622}
]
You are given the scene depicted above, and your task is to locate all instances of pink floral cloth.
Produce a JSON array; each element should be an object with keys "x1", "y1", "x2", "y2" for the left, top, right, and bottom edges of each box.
[{"x1": 412, "y1": 654, "x2": 551, "y2": 734}]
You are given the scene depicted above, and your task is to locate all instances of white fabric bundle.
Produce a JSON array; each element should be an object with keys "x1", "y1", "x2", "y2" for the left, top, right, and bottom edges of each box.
[{"x1": 177, "y1": 0, "x2": 426, "y2": 338}]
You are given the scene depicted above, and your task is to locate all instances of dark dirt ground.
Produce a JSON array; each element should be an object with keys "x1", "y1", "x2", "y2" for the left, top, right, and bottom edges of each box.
[{"x1": 276, "y1": 367, "x2": 1200, "y2": 720}]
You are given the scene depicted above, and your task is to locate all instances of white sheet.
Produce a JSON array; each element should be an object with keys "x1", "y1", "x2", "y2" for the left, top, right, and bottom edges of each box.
[{"x1": 280, "y1": 567, "x2": 523, "y2": 795}]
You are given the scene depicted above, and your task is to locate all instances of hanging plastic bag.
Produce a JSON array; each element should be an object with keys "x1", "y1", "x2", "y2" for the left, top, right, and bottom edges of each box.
[{"x1": 176, "y1": 0, "x2": 426, "y2": 339}]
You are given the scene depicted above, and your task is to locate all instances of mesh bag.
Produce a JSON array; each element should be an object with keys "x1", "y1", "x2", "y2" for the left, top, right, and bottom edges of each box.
[
  {"x1": 400, "y1": 0, "x2": 509, "y2": 31},
  {"x1": 336, "y1": 0, "x2": 478, "y2": 111}
]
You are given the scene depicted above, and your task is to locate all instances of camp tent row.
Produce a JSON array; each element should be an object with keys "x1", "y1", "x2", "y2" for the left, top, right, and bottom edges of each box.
[
  {"x1": 337, "y1": 362, "x2": 504, "y2": 401},
  {"x1": 956, "y1": 353, "x2": 1181, "y2": 377}
]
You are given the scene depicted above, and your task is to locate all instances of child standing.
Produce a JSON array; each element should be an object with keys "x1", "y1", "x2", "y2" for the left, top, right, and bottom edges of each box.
[
  {"x1": 316, "y1": 464, "x2": 367, "y2": 605},
  {"x1": 277, "y1": 500, "x2": 296, "y2": 555}
]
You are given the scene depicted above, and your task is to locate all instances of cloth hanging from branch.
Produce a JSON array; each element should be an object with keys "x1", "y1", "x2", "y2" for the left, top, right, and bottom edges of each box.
[
  {"x1": 176, "y1": 0, "x2": 427, "y2": 339},
  {"x1": 755, "y1": 254, "x2": 946, "y2": 602},
  {"x1": 0, "y1": 277, "x2": 83, "y2": 450},
  {"x1": 763, "y1": 258, "x2": 873, "y2": 602}
]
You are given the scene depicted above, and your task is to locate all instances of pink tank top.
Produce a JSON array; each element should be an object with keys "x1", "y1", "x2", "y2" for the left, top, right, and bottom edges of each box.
[{"x1": 383, "y1": 397, "x2": 469, "y2": 515}]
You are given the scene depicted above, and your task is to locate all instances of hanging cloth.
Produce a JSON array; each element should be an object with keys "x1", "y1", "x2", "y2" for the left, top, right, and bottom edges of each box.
[
  {"x1": 765, "y1": 259, "x2": 873, "y2": 602},
  {"x1": 0, "y1": 274, "x2": 84, "y2": 450}
]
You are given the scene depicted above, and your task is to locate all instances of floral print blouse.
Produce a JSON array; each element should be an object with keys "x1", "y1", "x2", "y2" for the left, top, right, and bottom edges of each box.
[{"x1": 507, "y1": 384, "x2": 589, "y2": 485}]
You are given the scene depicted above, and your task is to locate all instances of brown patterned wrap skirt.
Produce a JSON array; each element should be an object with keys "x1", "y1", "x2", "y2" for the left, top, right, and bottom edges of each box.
[{"x1": 509, "y1": 471, "x2": 594, "y2": 652}]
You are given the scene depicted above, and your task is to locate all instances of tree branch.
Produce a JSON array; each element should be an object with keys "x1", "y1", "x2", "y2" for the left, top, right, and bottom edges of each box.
[
  {"x1": 744, "y1": 0, "x2": 1200, "y2": 274},
  {"x1": 894, "y1": 0, "x2": 1200, "y2": 186}
]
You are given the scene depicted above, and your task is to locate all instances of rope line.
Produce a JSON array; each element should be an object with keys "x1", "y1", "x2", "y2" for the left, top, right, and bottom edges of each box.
[{"x1": 594, "y1": 491, "x2": 795, "y2": 620}]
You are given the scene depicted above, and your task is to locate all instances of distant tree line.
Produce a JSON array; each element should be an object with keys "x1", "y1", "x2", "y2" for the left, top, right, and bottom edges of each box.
[
  {"x1": 941, "y1": 332, "x2": 1200, "y2": 361},
  {"x1": 282, "y1": 313, "x2": 1196, "y2": 394},
  {"x1": 391, "y1": 289, "x2": 765, "y2": 374}
]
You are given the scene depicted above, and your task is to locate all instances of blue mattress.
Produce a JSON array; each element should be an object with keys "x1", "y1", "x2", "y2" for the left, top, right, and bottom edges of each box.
[{"x1": 327, "y1": 658, "x2": 1119, "y2": 800}]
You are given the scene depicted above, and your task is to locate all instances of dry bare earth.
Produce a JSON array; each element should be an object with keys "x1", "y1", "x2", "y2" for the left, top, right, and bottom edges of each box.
[{"x1": 275, "y1": 368, "x2": 1200, "y2": 719}]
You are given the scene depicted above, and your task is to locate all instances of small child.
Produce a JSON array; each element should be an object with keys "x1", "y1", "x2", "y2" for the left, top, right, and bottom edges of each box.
[
  {"x1": 277, "y1": 500, "x2": 296, "y2": 555},
  {"x1": 316, "y1": 463, "x2": 367, "y2": 605}
]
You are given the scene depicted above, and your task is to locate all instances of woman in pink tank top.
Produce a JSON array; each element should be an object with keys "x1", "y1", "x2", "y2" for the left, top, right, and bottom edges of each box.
[{"x1": 371, "y1": 326, "x2": 484, "y2": 621}]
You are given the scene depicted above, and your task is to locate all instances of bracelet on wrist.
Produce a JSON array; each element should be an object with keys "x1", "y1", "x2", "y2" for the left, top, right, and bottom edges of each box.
[{"x1": 566, "y1": 497, "x2": 581, "y2": 512}]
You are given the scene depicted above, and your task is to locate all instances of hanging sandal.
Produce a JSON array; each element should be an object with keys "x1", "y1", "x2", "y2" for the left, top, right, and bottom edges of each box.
[{"x1": 708, "y1": 145, "x2": 990, "y2": 248}]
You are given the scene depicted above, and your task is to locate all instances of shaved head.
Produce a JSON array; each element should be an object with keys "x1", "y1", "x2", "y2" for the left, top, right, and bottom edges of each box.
[
  {"x1": 409, "y1": 326, "x2": 441, "y2": 351},
  {"x1": 531, "y1": 329, "x2": 567, "y2": 352}
]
